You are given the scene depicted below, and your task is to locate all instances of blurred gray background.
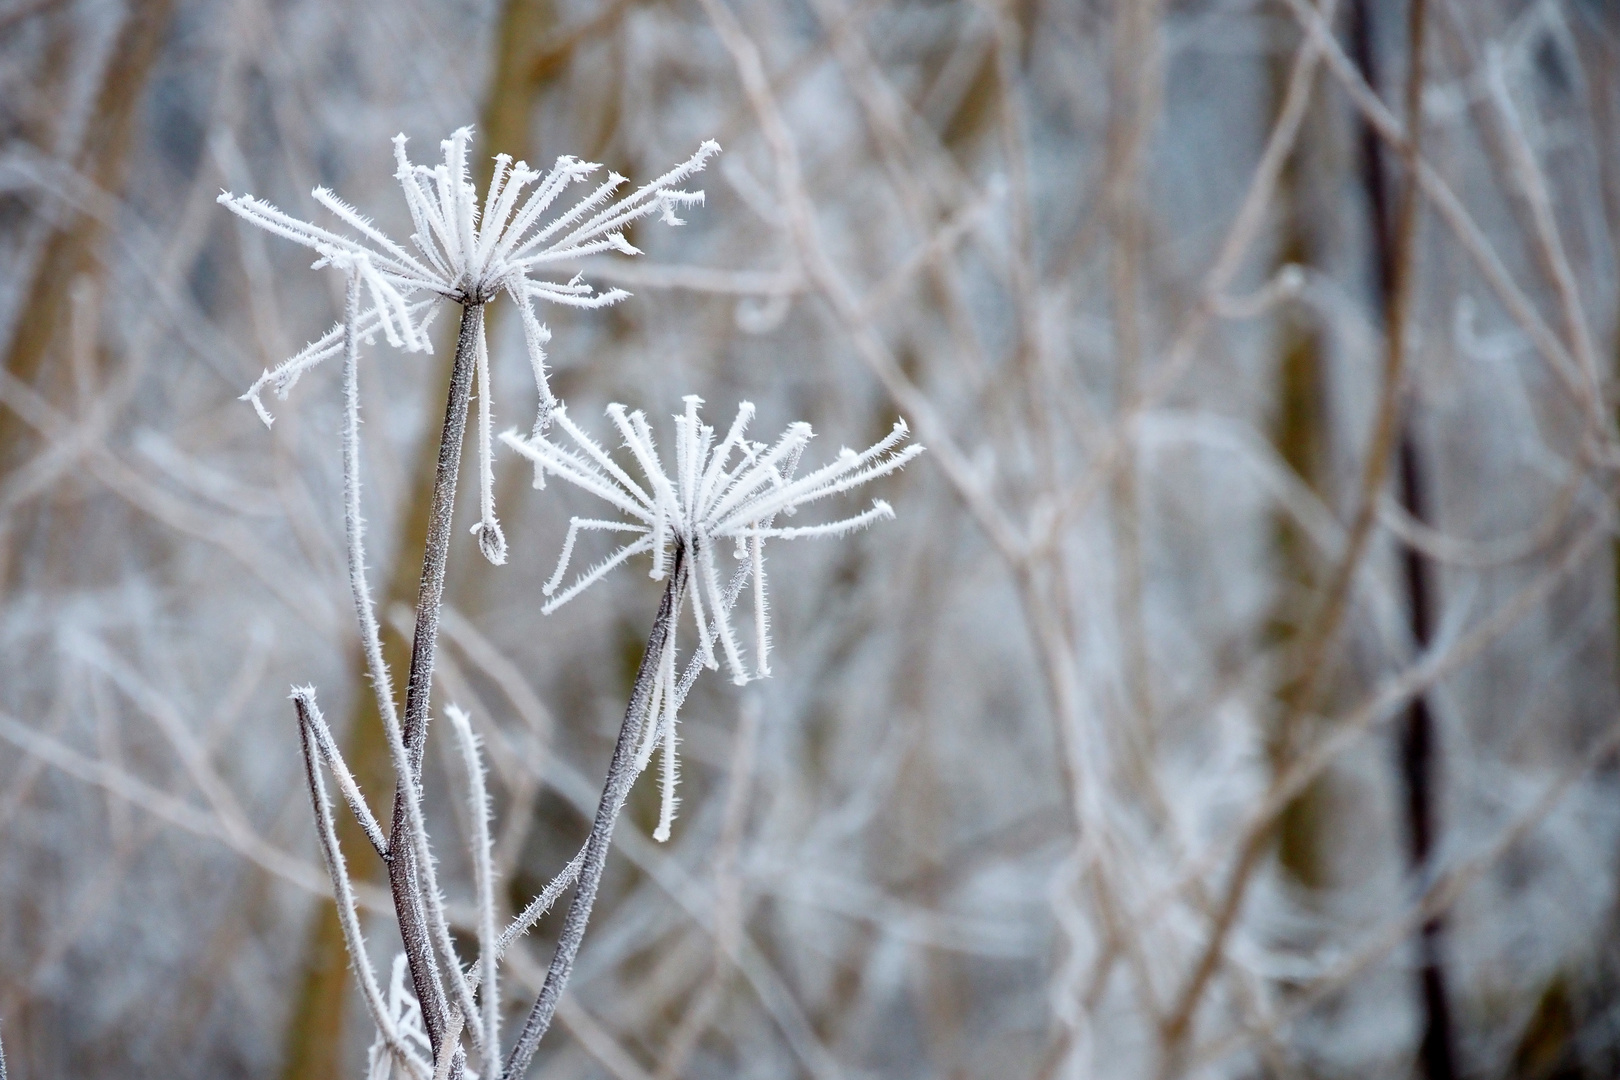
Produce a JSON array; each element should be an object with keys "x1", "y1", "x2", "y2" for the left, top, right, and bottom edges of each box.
[{"x1": 2, "y1": 0, "x2": 1620, "y2": 1077}]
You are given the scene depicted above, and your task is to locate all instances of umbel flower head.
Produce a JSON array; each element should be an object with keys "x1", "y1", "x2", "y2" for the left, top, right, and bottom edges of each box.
[
  {"x1": 501, "y1": 396, "x2": 922, "y2": 839},
  {"x1": 219, "y1": 127, "x2": 719, "y2": 562}
]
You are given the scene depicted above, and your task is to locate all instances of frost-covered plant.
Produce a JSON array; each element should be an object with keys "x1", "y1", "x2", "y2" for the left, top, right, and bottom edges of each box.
[
  {"x1": 219, "y1": 126, "x2": 721, "y2": 1080},
  {"x1": 484, "y1": 396, "x2": 919, "y2": 1075},
  {"x1": 502, "y1": 396, "x2": 921, "y2": 839},
  {"x1": 219, "y1": 123, "x2": 920, "y2": 1080},
  {"x1": 219, "y1": 126, "x2": 718, "y2": 563}
]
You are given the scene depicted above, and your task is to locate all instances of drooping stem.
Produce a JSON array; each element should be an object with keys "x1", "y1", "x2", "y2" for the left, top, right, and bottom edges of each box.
[
  {"x1": 389, "y1": 301, "x2": 484, "y2": 1057},
  {"x1": 503, "y1": 548, "x2": 689, "y2": 1080}
]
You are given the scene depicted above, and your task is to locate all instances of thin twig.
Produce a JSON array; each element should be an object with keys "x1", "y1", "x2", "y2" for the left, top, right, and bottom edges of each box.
[
  {"x1": 435, "y1": 1009, "x2": 467, "y2": 1080},
  {"x1": 340, "y1": 269, "x2": 405, "y2": 859},
  {"x1": 299, "y1": 697, "x2": 388, "y2": 858}
]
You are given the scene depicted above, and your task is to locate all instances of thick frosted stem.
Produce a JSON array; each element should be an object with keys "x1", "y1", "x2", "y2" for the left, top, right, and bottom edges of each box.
[{"x1": 389, "y1": 301, "x2": 483, "y2": 1064}]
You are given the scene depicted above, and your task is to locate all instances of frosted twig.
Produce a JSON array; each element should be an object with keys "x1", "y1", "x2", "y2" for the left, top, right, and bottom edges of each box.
[
  {"x1": 300, "y1": 692, "x2": 388, "y2": 858},
  {"x1": 434, "y1": 1010, "x2": 466, "y2": 1080},
  {"x1": 467, "y1": 846, "x2": 587, "y2": 986}
]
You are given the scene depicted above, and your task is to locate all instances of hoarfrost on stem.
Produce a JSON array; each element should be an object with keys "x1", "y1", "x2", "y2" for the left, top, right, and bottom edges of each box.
[
  {"x1": 219, "y1": 127, "x2": 719, "y2": 563},
  {"x1": 502, "y1": 396, "x2": 922, "y2": 839}
]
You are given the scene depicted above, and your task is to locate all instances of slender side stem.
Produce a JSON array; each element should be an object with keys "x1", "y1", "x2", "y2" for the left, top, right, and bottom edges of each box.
[
  {"x1": 389, "y1": 301, "x2": 483, "y2": 1058},
  {"x1": 503, "y1": 550, "x2": 689, "y2": 1080},
  {"x1": 295, "y1": 693, "x2": 429, "y2": 1080}
]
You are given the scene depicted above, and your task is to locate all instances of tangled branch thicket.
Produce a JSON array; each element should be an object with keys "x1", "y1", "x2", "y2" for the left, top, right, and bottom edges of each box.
[{"x1": 3, "y1": 0, "x2": 1620, "y2": 1078}]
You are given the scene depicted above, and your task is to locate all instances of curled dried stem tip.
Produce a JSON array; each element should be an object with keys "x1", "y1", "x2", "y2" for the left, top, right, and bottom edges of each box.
[{"x1": 472, "y1": 518, "x2": 508, "y2": 566}]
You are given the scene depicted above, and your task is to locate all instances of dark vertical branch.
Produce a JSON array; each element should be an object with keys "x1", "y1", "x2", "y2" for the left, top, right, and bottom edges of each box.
[
  {"x1": 1348, "y1": 1, "x2": 1456, "y2": 1078},
  {"x1": 503, "y1": 549, "x2": 689, "y2": 1080}
]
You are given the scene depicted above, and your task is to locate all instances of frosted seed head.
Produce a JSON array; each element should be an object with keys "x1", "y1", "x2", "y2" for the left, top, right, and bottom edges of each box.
[{"x1": 220, "y1": 128, "x2": 719, "y2": 448}]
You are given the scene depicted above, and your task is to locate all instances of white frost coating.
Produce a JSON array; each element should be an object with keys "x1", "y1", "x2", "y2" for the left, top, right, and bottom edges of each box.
[
  {"x1": 219, "y1": 127, "x2": 719, "y2": 562},
  {"x1": 502, "y1": 397, "x2": 923, "y2": 838}
]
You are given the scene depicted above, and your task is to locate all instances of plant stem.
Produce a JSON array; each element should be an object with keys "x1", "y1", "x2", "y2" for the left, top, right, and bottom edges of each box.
[
  {"x1": 389, "y1": 301, "x2": 483, "y2": 1056},
  {"x1": 503, "y1": 549, "x2": 689, "y2": 1080}
]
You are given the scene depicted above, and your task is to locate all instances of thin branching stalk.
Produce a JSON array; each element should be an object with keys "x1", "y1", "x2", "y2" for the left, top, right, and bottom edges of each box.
[
  {"x1": 503, "y1": 549, "x2": 690, "y2": 1080},
  {"x1": 339, "y1": 272, "x2": 484, "y2": 1069}
]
